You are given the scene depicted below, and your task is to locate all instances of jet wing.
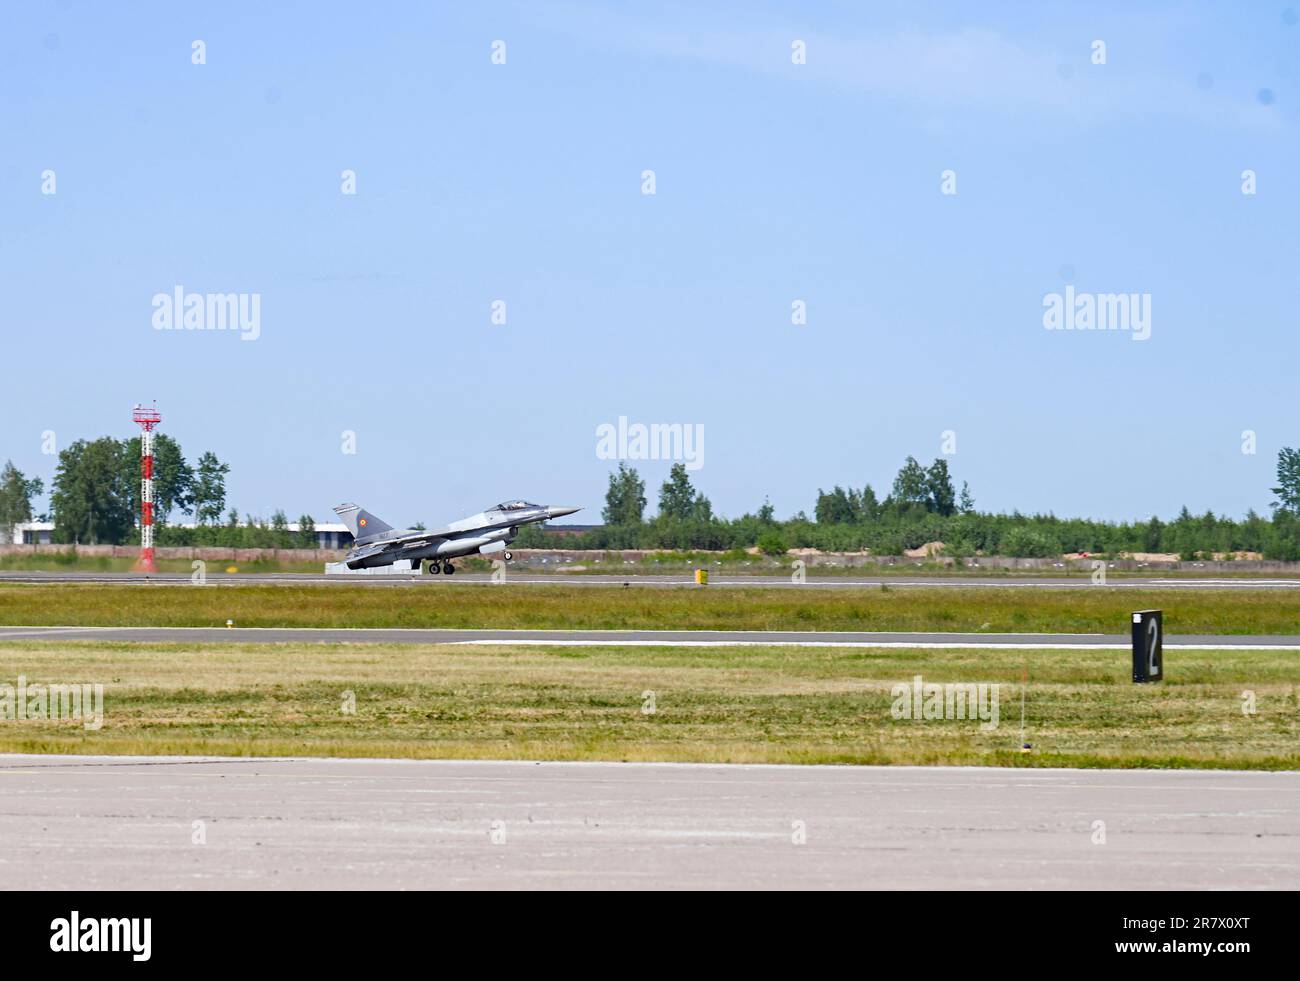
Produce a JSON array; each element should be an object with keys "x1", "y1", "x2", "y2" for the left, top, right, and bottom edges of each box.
[
  {"x1": 347, "y1": 523, "x2": 482, "y2": 560},
  {"x1": 345, "y1": 542, "x2": 392, "y2": 563},
  {"x1": 349, "y1": 531, "x2": 443, "y2": 560}
]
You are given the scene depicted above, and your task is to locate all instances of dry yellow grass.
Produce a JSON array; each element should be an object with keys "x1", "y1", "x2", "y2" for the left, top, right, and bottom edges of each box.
[{"x1": 0, "y1": 641, "x2": 1295, "y2": 769}]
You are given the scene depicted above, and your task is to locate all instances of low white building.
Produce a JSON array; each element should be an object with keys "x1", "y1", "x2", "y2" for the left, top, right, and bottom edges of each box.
[
  {"x1": 290, "y1": 522, "x2": 352, "y2": 549},
  {"x1": 9, "y1": 521, "x2": 55, "y2": 545}
]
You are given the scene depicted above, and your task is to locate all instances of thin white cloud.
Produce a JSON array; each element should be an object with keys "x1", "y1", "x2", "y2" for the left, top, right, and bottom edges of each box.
[{"x1": 533, "y1": 3, "x2": 1278, "y2": 130}]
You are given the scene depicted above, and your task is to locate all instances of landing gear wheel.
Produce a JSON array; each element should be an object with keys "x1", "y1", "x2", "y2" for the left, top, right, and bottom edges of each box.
[
  {"x1": 425, "y1": 562, "x2": 440, "y2": 576},
  {"x1": 442, "y1": 563, "x2": 455, "y2": 575},
  {"x1": 503, "y1": 551, "x2": 512, "y2": 561}
]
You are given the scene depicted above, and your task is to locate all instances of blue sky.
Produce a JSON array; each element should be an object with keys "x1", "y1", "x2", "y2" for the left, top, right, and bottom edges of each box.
[{"x1": 2, "y1": 1, "x2": 1296, "y2": 526}]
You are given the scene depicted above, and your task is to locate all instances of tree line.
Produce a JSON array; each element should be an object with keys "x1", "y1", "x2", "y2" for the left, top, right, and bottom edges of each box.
[
  {"x1": 5, "y1": 439, "x2": 1300, "y2": 560},
  {"x1": 513, "y1": 449, "x2": 1300, "y2": 561},
  {"x1": 0, "y1": 435, "x2": 319, "y2": 549}
]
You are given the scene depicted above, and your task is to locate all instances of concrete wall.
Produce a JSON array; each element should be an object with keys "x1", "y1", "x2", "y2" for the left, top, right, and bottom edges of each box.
[
  {"x1": 508, "y1": 548, "x2": 1300, "y2": 574},
  {"x1": 0, "y1": 544, "x2": 347, "y2": 563},
  {"x1": 3, "y1": 543, "x2": 1298, "y2": 574}
]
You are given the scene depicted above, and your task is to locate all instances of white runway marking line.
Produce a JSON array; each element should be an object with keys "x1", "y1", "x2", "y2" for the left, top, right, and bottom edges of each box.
[
  {"x1": 448, "y1": 639, "x2": 1300, "y2": 650},
  {"x1": 0, "y1": 625, "x2": 1103, "y2": 636},
  {"x1": 0, "y1": 626, "x2": 100, "y2": 639},
  {"x1": 1148, "y1": 578, "x2": 1300, "y2": 585},
  {"x1": 3, "y1": 754, "x2": 1297, "y2": 789},
  {"x1": 1, "y1": 625, "x2": 1298, "y2": 649}
]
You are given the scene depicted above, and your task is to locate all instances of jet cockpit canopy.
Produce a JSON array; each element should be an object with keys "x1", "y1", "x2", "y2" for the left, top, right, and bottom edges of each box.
[{"x1": 492, "y1": 500, "x2": 538, "y2": 511}]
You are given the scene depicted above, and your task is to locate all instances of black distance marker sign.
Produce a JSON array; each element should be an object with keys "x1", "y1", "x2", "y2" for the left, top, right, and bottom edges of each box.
[{"x1": 1131, "y1": 610, "x2": 1163, "y2": 683}]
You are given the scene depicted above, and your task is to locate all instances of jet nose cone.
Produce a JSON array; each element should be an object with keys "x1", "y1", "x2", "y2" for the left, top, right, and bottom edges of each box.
[{"x1": 546, "y1": 506, "x2": 582, "y2": 519}]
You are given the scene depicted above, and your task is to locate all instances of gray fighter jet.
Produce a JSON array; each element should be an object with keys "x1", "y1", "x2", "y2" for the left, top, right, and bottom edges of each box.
[{"x1": 332, "y1": 500, "x2": 581, "y2": 574}]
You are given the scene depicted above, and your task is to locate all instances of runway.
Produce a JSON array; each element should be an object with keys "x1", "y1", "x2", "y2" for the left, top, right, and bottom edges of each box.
[
  {"x1": 2, "y1": 624, "x2": 1298, "y2": 648},
  {"x1": 3, "y1": 570, "x2": 1299, "y2": 589},
  {"x1": 0, "y1": 755, "x2": 1293, "y2": 889}
]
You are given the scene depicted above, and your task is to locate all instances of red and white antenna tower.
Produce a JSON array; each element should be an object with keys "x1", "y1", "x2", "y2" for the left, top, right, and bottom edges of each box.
[{"x1": 132, "y1": 402, "x2": 163, "y2": 574}]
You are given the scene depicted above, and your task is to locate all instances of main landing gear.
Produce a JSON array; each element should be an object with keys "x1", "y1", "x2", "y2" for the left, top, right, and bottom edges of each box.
[{"x1": 423, "y1": 561, "x2": 455, "y2": 576}]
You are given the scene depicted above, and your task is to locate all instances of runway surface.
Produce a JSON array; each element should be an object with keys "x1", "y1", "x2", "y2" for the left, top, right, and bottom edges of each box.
[
  {"x1": 2, "y1": 624, "x2": 1298, "y2": 648},
  {"x1": 0, "y1": 755, "x2": 1294, "y2": 889},
  {"x1": 3, "y1": 570, "x2": 1299, "y2": 589}
]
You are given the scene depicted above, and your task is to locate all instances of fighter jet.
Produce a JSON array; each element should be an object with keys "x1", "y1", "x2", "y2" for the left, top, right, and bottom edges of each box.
[{"x1": 332, "y1": 500, "x2": 581, "y2": 574}]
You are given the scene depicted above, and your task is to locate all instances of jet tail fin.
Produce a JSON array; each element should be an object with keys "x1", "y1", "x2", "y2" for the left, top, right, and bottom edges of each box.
[{"x1": 333, "y1": 503, "x2": 394, "y2": 541}]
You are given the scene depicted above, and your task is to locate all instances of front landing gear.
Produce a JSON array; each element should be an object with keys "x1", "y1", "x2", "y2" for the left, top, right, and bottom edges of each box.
[{"x1": 503, "y1": 551, "x2": 513, "y2": 561}]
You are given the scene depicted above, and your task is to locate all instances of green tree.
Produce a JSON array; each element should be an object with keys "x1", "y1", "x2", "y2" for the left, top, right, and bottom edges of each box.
[
  {"x1": 50, "y1": 438, "x2": 134, "y2": 544},
  {"x1": 691, "y1": 491, "x2": 713, "y2": 522},
  {"x1": 245, "y1": 512, "x2": 270, "y2": 548},
  {"x1": 1142, "y1": 516, "x2": 1163, "y2": 552},
  {"x1": 925, "y1": 459, "x2": 956, "y2": 516},
  {"x1": 890, "y1": 456, "x2": 929, "y2": 509},
  {"x1": 958, "y1": 481, "x2": 975, "y2": 514},
  {"x1": 814, "y1": 486, "x2": 855, "y2": 524},
  {"x1": 192, "y1": 451, "x2": 231, "y2": 525},
  {"x1": 602, "y1": 463, "x2": 647, "y2": 525},
  {"x1": 658, "y1": 463, "x2": 699, "y2": 520},
  {"x1": 1241, "y1": 509, "x2": 1267, "y2": 552},
  {"x1": 1267, "y1": 510, "x2": 1300, "y2": 560},
  {"x1": 853, "y1": 484, "x2": 880, "y2": 522},
  {"x1": 119, "y1": 433, "x2": 194, "y2": 525},
  {"x1": 1000, "y1": 525, "x2": 1060, "y2": 558},
  {"x1": 1272, "y1": 447, "x2": 1300, "y2": 514},
  {"x1": 0, "y1": 461, "x2": 44, "y2": 542},
  {"x1": 756, "y1": 498, "x2": 775, "y2": 524},
  {"x1": 297, "y1": 514, "x2": 317, "y2": 549},
  {"x1": 269, "y1": 509, "x2": 292, "y2": 548}
]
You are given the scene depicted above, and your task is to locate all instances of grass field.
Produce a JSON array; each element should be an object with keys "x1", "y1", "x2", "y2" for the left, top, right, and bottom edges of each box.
[
  {"x1": 0, "y1": 641, "x2": 1294, "y2": 768},
  {"x1": 1, "y1": 582, "x2": 1298, "y2": 634}
]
